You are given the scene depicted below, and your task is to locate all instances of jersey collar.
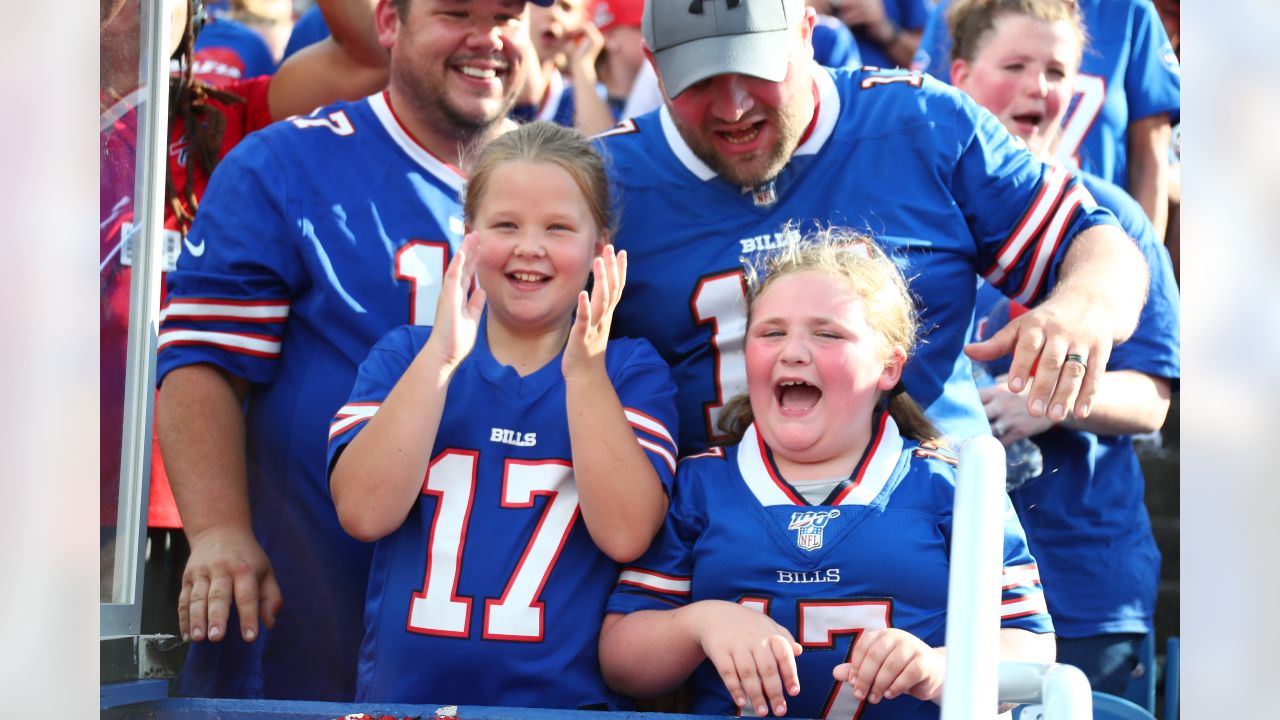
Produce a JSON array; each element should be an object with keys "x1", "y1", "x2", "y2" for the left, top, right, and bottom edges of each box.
[
  {"x1": 368, "y1": 91, "x2": 467, "y2": 195},
  {"x1": 657, "y1": 61, "x2": 840, "y2": 183},
  {"x1": 535, "y1": 70, "x2": 567, "y2": 123},
  {"x1": 736, "y1": 409, "x2": 904, "y2": 508}
]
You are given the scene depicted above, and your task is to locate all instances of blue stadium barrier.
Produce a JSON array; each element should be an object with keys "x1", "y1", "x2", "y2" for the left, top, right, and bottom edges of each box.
[
  {"x1": 1092, "y1": 691, "x2": 1156, "y2": 720},
  {"x1": 1164, "y1": 637, "x2": 1180, "y2": 720},
  {"x1": 1122, "y1": 630, "x2": 1157, "y2": 713}
]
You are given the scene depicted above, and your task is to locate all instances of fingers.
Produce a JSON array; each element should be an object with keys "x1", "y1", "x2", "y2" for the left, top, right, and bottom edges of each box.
[
  {"x1": 1072, "y1": 342, "x2": 1109, "y2": 418},
  {"x1": 205, "y1": 572, "x2": 234, "y2": 642},
  {"x1": 186, "y1": 571, "x2": 210, "y2": 641},
  {"x1": 1002, "y1": 321, "x2": 1045, "y2": 396},
  {"x1": 466, "y1": 285, "x2": 487, "y2": 317},
  {"x1": 768, "y1": 633, "x2": 803, "y2": 698},
  {"x1": 844, "y1": 630, "x2": 923, "y2": 705},
  {"x1": 259, "y1": 569, "x2": 284, "y2": 631},
  {"x1": 574, "y1": 289, "x2": 592, "y2": 330},
  {"x1": 963, "y1": 321, "x2": 1017, "y2": 364},
  {"x1": 177, "y1": 577, "x2": 192, "y2": 641},
  {"x1": 232, "y1": 564, "x2": 261, "y2": 642},
  {"x1": 589, "y1": 255, "x2": 609, "y2": 322},
  {"x1": 709, "y1": 651, "x2": 751, "y2": 715},
  {"x1": 616, "y1": 248, "x2": 628, "y2": 295},
  {"x1": 710, "y1": 640, "x2": 797, "y2": 717}
]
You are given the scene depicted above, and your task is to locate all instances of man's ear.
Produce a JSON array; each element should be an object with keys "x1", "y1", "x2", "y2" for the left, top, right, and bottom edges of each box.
[
  {"x1": 878, "y1": 346, "x2": 907, "y2": 391},
  {"x1": 799, "y1": 6, "x2": 818, "y2": 55},
  {"x1": 375, "y1": 0, "x2": 400, "y2": 51},
  {"x1": 950, "y1": 58, "x2": 971, "y2": 91},
  {"x1": 642, "y1": 44, "x2": 674, "y2": 102}
]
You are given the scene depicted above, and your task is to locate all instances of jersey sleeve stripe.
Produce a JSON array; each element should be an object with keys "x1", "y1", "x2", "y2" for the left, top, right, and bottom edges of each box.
[
  {"x1": 328, "y1": 403, "x2": 380, "y2": 440},
  {"x1": 1009, "y1": 182, "x2": 1094, "y2": 306},
  {"x1": 618, "y1": 568, "x2": 692, "y2": 595},
  {"x1": 158, "y1": 329, "x2": 282, "y2": 358},
  {"x1": 636, "y1": 436, "x2": 677, "y2": 474},
  {"x1": 160, "y1": 299, "x2": 290, "y2": 323},
  {"x1": 624, "y1": 408, "x2": 677, "y2": 446},
  {"x1": 984, "y1": 165, "x2": 1069, "y2": 286},
  {"x1": 1001, "y1": 563, "x2": 1041, "y2": 590},
  {"x1": 1000, "y1": 592, "x2": 1049, "y2": 621}
]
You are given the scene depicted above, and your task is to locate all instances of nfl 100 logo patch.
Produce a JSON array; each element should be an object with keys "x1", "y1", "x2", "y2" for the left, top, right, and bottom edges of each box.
[{"x1": 787, "y1": 509, "x2": 841, "y2": 551}]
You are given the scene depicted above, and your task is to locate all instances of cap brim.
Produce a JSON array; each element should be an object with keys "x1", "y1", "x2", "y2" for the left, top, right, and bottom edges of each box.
[
  {"x1": 530, "y1": 0, "x2": 556, "y2": 6},
  {"x1": 654, "y1": 30, "x2": 791, "y2": 98}
]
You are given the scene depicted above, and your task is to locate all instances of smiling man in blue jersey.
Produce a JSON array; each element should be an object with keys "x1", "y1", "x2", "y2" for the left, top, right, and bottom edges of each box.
[
  {"x1": 155, "y1": 0, "x2": 554, "y2": 702},
  {"x1": 598, "y1": 0, "x2": 1151, "y2": 456}
]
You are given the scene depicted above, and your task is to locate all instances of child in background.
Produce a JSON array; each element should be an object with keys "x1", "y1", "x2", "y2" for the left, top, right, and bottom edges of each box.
[
  {"x1": 599, "y1": 231, "x2": 1055, "y2": 718},
  {"x1": 948, "y1": 0, "x2": 1180, "y2": 694},
  {"x1": 328, "y1": 122, "x2": 679, "y2": 708}
]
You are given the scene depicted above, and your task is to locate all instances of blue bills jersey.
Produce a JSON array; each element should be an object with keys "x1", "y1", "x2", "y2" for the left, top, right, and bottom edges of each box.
[
  {"x1": 327, "y1": 321, "x2": 679, "y2": 708},
  {"x1": 608, "y1": 412, "x2": 1052, "y2": 719},
  {"x1": 157, "y1": 92, "x2": 468, "y2": 701},
  {"x1": 511, "y1": 70, "x2": 578, "y2": 128},
  {"x1": 912, "y1": 0, "x2": 1181, "y2": 189},
  {"x1": 598, "y1": 64, "x2": 1120, "y2": 454},
  {"x1": 972, "y1": 170, "x2": 1179, "y2": 638}
]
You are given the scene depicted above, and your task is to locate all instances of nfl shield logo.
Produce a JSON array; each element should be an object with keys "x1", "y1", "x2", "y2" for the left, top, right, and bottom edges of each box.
[
  {"x1": 788, "y1": 509, "x2": 841, "y2": 552},
  {"x1": 747, "y1": 180, "x2": 778, "y2": 207}
]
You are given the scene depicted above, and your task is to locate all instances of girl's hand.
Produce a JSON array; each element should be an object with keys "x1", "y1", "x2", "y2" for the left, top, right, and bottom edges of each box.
[
  {"x1": 689, "y1": 601, "x2": 803, "y2": 717},
  {"x1": 423, "y1": 233, "x2": 486, "y2": 369},
  {"x1": 833, "y1": 628, "x2": 944, "y2": 706},
  {"x1": 563, "y1": 245, "x2": 625, "y2": 381}
]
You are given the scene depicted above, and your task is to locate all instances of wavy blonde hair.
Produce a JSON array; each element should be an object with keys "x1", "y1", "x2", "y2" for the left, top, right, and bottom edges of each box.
[{"x1": 718, "y1": 226, "x2": 942, "y2": 445}]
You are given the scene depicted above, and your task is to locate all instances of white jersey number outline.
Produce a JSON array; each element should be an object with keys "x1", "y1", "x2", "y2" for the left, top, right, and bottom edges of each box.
[
  {"x1": 691, "y1": 271, "x2": 749, "y2": 444},
  {"x1": 395, "y1": 241, "x2": 449, "y2": 325},
  {"x1": 1054, "y1": 73, "x2": 1105, "y2": 169},
  {"x1": 288, "y1": 110, "x2": 355, "y2": 136},
  {"x1": 407, "y1": 451, "x2": 579, "y2": 641},
  {"x1": 740, "y1": 597, "x2": 893, "y2": 719}
]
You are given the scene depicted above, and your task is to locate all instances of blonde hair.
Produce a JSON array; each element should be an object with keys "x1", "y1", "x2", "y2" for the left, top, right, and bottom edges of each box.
[
  {"x1": 718, "y1": 227, "x2": 942, "y2": 445},
  {"x1": 463, "y1": 121, "x2": 613, "y2": 237},
  {"x1": 948, "y1": 0, "x2": 1087, "y2": 64}
]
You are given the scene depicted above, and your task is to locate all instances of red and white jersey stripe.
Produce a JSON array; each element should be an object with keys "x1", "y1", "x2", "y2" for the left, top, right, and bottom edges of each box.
[
  {"x1": 160, "y1": 298, "x2": 290, "y2": 324},
  {"x1": 329, "y1": 402, "x2": 381, "y2": 441},
  {"x1": 625, "y1": 408, "x2": 678, "y2": 473},
  {"x1": 157, "y1": 328, "x2": 282, "y2": 358},
  {"x1": 617, "y1": 568, "x2": 691, "y2": 595}
]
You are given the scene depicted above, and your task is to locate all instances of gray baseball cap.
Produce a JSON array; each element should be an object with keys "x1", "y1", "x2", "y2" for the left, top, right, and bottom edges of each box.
[{"x1": 643, "y1": 0, "x2": 805, "y2": 98}]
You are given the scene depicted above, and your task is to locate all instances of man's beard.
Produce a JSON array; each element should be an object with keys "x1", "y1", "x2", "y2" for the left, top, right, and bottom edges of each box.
[
  {"x1": 676, "y1": 101, "x2": 807, "y2": 189},
  {"x1": 396, "y1": 59, "x2": 520, "y2": 142}
]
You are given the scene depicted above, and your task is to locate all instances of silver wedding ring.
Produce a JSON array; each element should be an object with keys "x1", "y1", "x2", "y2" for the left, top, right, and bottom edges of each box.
[{"x1": 1064, "y1": 353, "x2": 1088, "y2": 371}]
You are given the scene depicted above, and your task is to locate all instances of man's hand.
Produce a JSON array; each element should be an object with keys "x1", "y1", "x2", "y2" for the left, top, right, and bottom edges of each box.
[
  {"x1": 965, "y1": 290, "x2": 1117, "y2": 422},
  {"x1": 178, "y1": 525, "x2": 282, "y2": 644}
]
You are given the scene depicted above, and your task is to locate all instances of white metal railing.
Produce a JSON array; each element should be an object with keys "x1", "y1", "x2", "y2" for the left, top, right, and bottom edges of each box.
[
  {"x1": 942, "y1": 436, "x2": 1093, "y2": 719},
  {"x1": 101, "y1": 0, "x2": 171, "y2": 637}
]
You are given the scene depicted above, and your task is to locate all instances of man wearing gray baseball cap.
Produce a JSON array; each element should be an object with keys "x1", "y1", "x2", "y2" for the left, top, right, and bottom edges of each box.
[
  {"x1": 597, "y1": 1, "x2": 1150, "y2": 712},
  {"x1": 643, "y1": 0, "x2": 800, "y2": 97}
]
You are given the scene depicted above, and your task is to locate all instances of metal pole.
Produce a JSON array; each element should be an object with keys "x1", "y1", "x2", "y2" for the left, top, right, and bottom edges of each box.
[
  {"x1": 104, "y1": 0, "x2": 170, "y2": 634},
  {"x1": 941, "y1": 436, "x2": 1006, "y2": 720}
]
